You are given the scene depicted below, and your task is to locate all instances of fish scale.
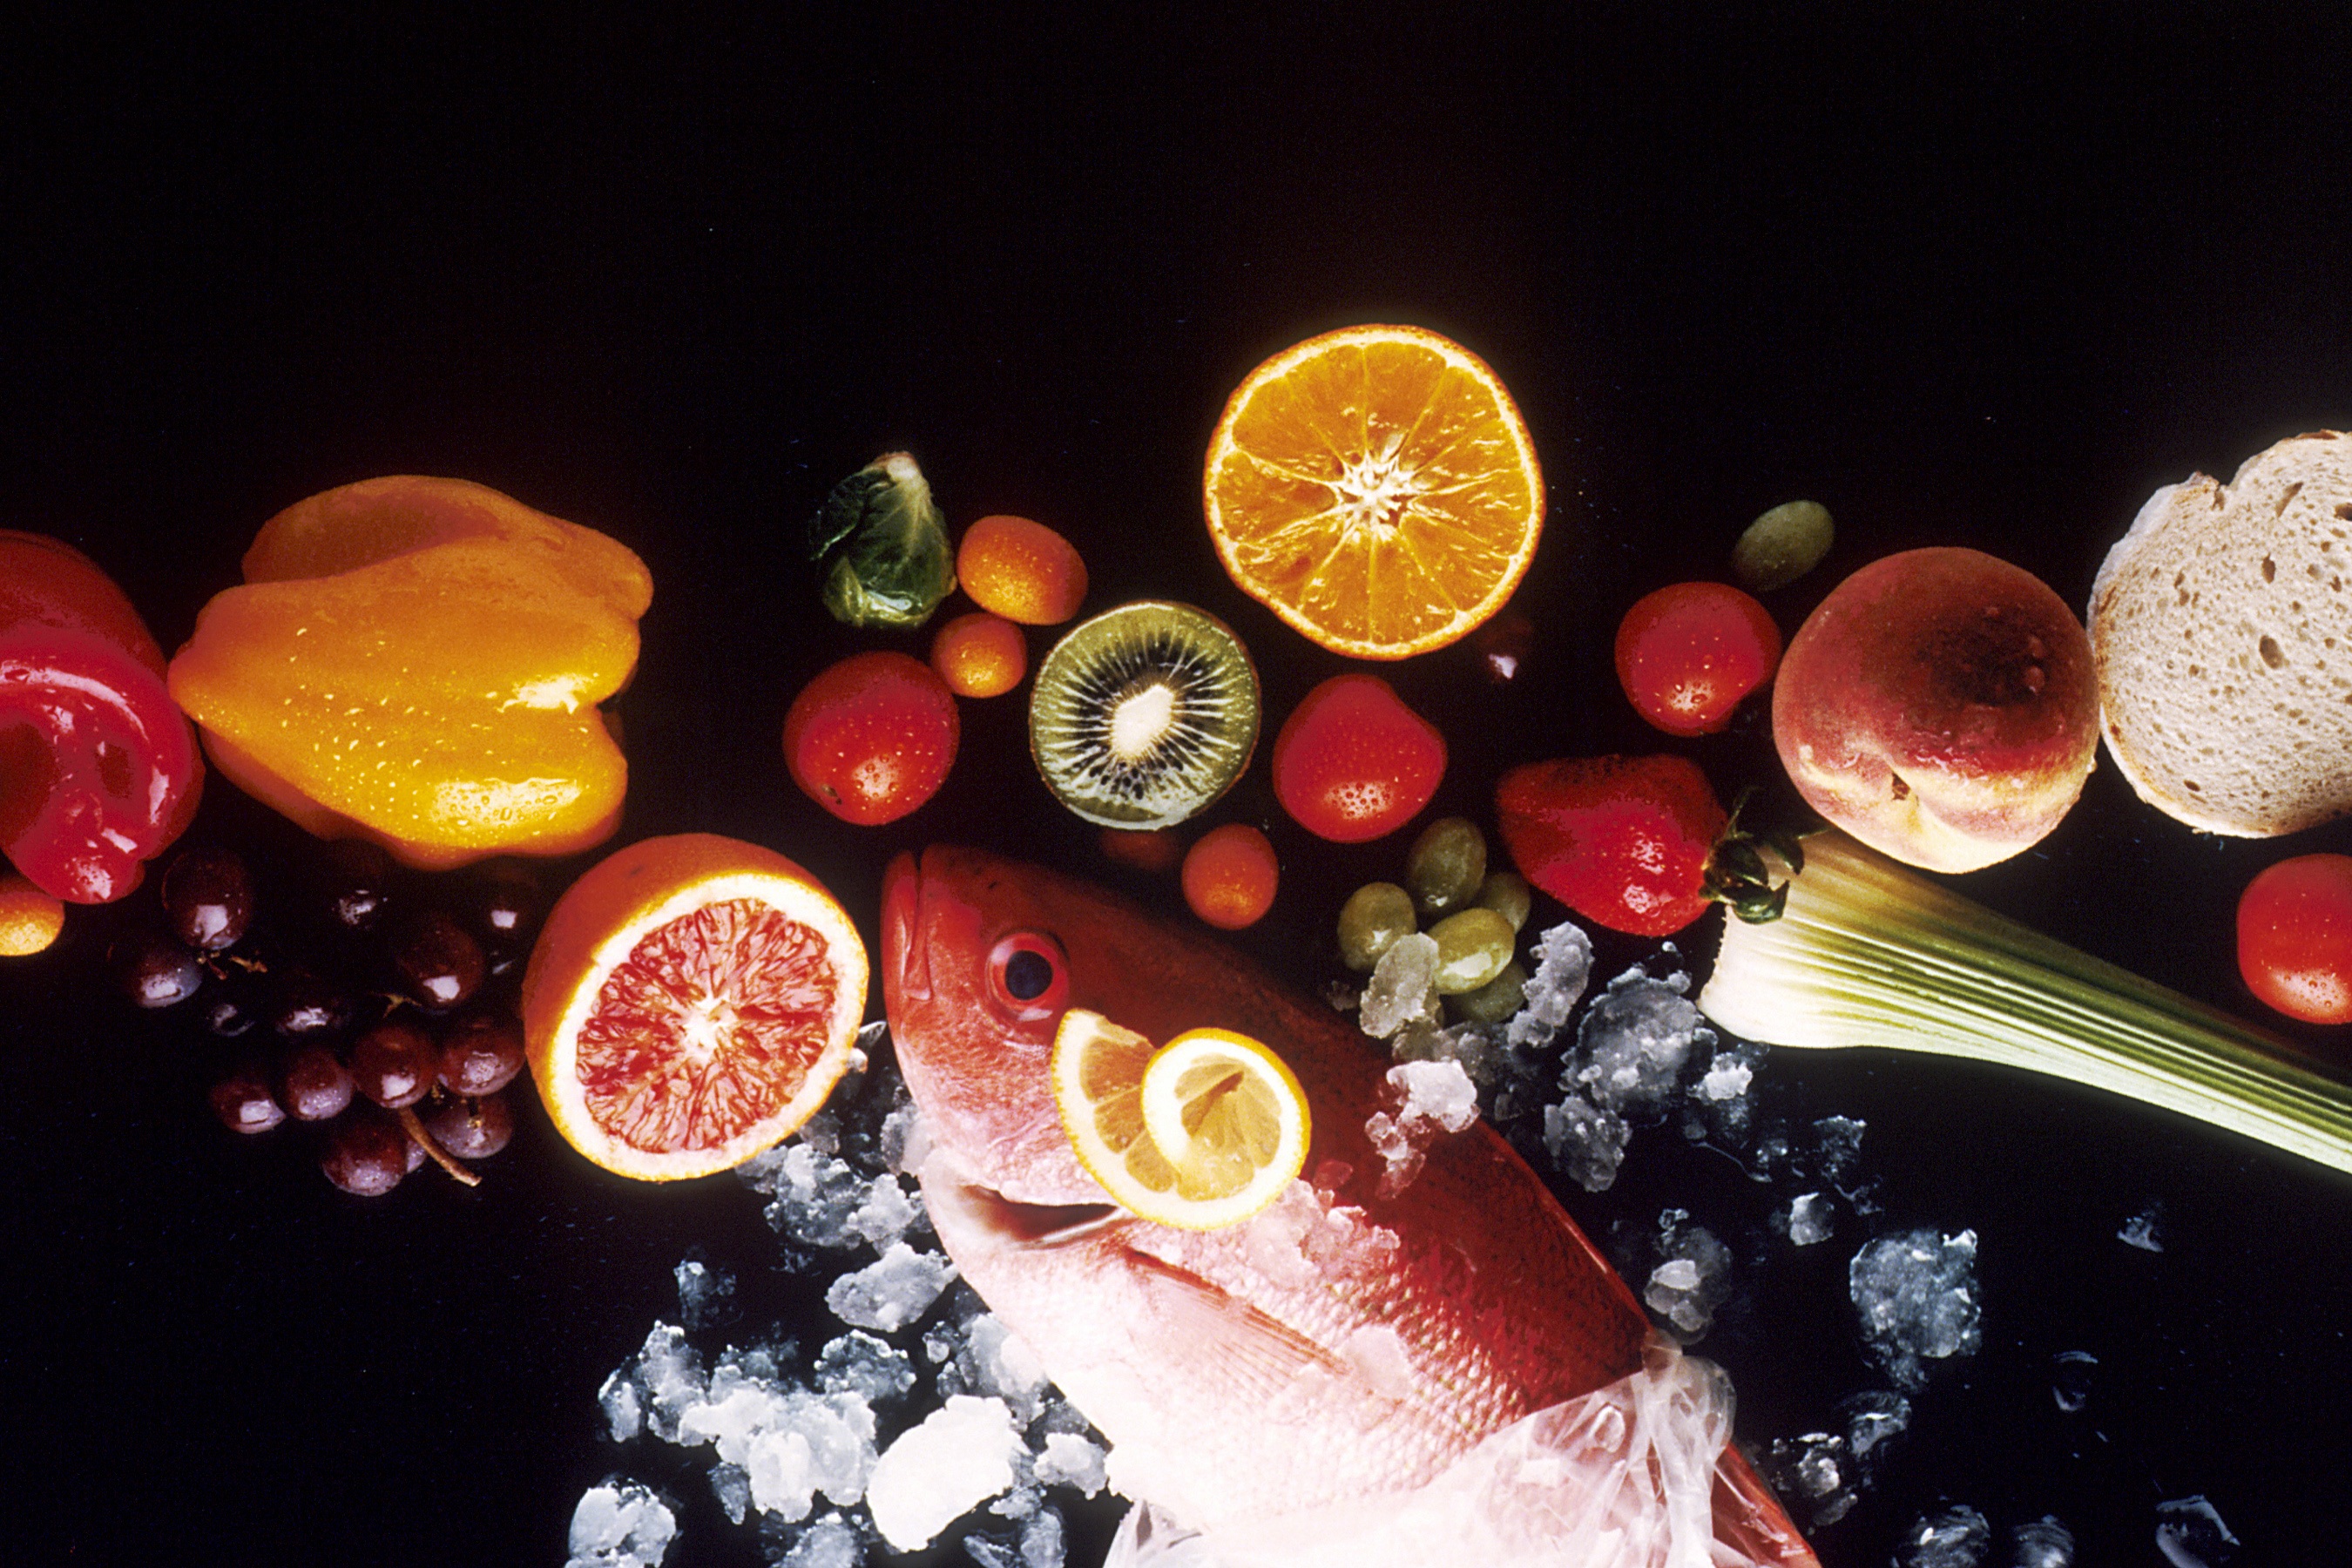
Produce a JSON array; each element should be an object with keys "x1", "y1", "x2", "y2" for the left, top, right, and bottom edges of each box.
[{"x1": 884, "y1": 846, "x2": 1818, "y2": 1564}]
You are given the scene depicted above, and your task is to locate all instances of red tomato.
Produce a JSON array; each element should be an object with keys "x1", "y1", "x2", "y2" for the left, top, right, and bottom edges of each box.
[
  {"x1": 1614, "y1": 581, "x2": 1781, "y2": 737},
  {"x1": 784, "y1": 652, "x2": 960, "y2": 825},
  {"x1": 1271, "y1": 674, "x2": 1446, "y2": 843},
  {"x1": 1181, "y1": 822, "x2": 1280, "y2": 929},
  {"x1": 2237, "y1": 854, "x2": 2352, "y2": 1024}
]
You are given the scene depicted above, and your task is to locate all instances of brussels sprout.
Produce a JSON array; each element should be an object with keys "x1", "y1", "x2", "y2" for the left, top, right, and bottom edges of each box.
[{"x1": 810, "y1": 451, "x2": 957, "y2": 629}]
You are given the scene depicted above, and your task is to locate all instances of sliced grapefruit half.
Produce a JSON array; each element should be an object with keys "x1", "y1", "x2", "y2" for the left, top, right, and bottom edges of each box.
[{"x1": 522, "y1": 832, "x2": 868, "y2": 1180}]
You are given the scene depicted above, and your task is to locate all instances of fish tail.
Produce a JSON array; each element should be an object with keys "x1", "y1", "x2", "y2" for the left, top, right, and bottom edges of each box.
[{"x1": 1712, "y1": 1444, "x2": 1822, "y2": 1568}]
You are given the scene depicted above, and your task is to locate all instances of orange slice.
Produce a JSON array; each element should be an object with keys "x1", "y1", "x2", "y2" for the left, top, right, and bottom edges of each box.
[
  {"x1": 1051, "y1": 1009, "x2": 1308, "y2": 1229},
  {"x1": 1204, "y1": 324, "x2": 1545, "y2": 660},
  {"x1": 521, "y1": 833, "x2": 868, "y2": 1180}
]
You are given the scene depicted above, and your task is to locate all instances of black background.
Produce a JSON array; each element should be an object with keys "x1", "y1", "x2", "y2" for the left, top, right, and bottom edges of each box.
[{"x1": 5, "y1": 8, "x2": 2350, "y2": 1565}]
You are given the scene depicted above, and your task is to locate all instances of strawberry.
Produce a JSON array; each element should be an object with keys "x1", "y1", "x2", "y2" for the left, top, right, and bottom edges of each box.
[{"x1": 1494, "y1": 754, "x2": 1727, "y2": 937}]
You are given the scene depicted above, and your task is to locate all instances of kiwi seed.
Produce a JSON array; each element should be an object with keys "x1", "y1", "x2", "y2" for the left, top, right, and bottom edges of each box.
[{"x1": 1029, "y1": 600, "x2": 1260, "y2": 828}]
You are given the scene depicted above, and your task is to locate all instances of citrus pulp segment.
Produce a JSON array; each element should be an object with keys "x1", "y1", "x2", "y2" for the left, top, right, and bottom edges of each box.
[
  {"x1": 1051, "y1": 1008, "x2": 1308, "y2": 1230},
  {"x1": 1203, "y1": 323, "x2": 1544, "y2": 660},
  {"x1": 522, "y1": 834, "x2": 868, "y2": 1181}
]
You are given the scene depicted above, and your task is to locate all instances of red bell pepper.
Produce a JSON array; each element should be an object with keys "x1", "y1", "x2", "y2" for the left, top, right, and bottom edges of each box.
[{"x1": 0, "y1": 531, "x2": 202, "y2": 903}]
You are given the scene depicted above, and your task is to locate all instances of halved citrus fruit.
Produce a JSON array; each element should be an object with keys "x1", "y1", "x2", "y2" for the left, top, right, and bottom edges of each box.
[
  {"x1": 521, "y1": 833, "x2": 868, "y2": 1180},
  {"x1": 1051, "y1": 1008, "x2": 1309, "y2": 1229},
  {"x1": 1203, "y1": 323, "x2": 1545, "y2": 660}
]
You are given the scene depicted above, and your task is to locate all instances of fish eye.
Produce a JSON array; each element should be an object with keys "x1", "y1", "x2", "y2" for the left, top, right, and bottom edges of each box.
[{"x1": 986, "y1": 931, "x2": 1069, "y2": 1019}]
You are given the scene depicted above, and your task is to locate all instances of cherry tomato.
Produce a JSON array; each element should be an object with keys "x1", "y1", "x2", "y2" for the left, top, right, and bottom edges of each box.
[
  {"x1": 1271, "y1": 674, "x2": 1446, "y2": 843},
  {"x1": 2237, "y1": 853, "x2": 2352, "y2": 1024},
  {"x1": 929, "y1": 611, "x2": 1028, "y2": 698},
  {"x1": 1613, "y1": 581, "x2": 1781, "y2": 737},
  {"x1": 1181, "y1": 822, "x2": 1279, "y2": 929},
  {"x1": 783, "y1": 652, "x2": 960, "y2": 825}
]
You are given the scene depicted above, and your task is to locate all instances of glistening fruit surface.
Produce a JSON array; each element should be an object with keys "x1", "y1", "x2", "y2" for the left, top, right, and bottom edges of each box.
[
  {"x1": 1204, "y1": 324, "x2": 1544, "y2": 660},
  {"x1": 523, "y1": 834, "x2": 867, "y2": 1181}
]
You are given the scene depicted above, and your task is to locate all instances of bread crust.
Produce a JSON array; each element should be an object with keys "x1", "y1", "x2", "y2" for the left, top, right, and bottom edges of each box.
[{"x1": 2089, "y1": 430, "x2": 2352, "y2": 835}]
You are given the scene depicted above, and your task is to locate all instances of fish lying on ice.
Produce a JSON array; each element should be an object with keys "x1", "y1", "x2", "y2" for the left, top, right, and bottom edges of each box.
[{"x1": 882, "y1": 845, "x2": 1819, "y2": 1567}]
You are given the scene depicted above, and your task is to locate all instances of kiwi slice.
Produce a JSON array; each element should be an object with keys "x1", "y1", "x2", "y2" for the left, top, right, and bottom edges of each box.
[{"x1": 1030, "y1": 601, "x2": 1260, "y2": 829}]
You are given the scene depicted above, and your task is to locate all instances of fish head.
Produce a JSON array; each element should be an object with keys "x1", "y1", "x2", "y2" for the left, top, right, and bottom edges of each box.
[{"x1": 882, "y1": 844, "x2": 1124, "y2": 1206}]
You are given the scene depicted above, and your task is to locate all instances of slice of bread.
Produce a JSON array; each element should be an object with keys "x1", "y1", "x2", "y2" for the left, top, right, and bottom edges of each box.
[{"x1": 2089, "y1": 429, "x2": 2352, "y2": 835}]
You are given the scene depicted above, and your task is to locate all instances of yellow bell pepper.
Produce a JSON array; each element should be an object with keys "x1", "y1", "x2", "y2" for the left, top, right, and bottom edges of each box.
[{"x1": 168, "y1": 476, "x2": 653, "y2": 869}]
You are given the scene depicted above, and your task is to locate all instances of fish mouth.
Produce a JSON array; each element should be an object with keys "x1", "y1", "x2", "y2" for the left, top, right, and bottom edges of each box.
[
  {"x1": 881, "y1": 848, "x2": 931, "y2": 1004},
  {"x1": 922, "y1": 1146, "x2": 1124, "y2": 1250}
]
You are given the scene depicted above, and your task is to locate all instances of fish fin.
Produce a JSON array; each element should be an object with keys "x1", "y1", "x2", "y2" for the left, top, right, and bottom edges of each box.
[
  {"x1": 1713, "y1": 1443, "x2": 1823, "y2": 1567},
  {"x1": 1123, "y1": 1247, "x2": 1348, "y2": 1399},
  {"x1": 1107, "y1": 1500, "x2": 1226, "y2": 1566}
]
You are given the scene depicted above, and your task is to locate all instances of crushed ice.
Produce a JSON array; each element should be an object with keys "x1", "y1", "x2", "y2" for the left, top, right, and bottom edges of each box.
[
  {"x1": 2118, "y1": 1202, "x2": 2165, "y2": 1253},
  {"x1": 1895, "y1": 1503, "x2": 1991, "y2": 1567},
  {"x1": 2011, "y1": 1515, "x2": 2076, "y2": 1567},
  {"x1": 1504, "y1": 918, "x2": 1593, "y2": 1048},
  {"x1": 1850, "y1": 1228, "x2": 1983, "y2": 1389},
  {"x1": 1640, "y1": 1208, "x2": 1733, "y2": 1340},
  {"x1": 1358, "y1": 933, "x2": 1442, "y2": 1038},
  {"x1": 1537, "y1": 963, "x2": 1717, "y2": 1193},
  {"x1": 1364, "y1": 1058, "x2": 1481, "y2": 1197},
  {"x1": 566, "y1": 1478, "x2": 679, "y2": 1568},
  {"x1": 583, "y1": 1053, "x2": 1114, "y2": 1567},
  {"x1": 2154, "y1": 1495, "x2": 2238, "y2": 1567}
]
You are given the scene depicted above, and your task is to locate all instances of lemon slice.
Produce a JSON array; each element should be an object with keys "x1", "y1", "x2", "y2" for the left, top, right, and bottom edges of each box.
[{"x1": 1051, "y1": 1010, "x2": 1310, "y2": 1230}]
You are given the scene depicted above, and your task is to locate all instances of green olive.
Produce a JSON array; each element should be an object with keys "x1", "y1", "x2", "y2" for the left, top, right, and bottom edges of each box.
[
  {"x1": 1471, "y1": 870, "x2": 1531, "y2": 933},
  {"x1": 1732, "y1": 500, "x2": 1835, "y2": 593},
  {"x1": 1405, "y1": 816, "x2": 1487, "y2": 918},
  {"x1": 1428, "y1": 907, "x2": 1517, "y2": 995},
  {"x1": 1337, "y1": 882, "x2": 1417, "y2": 972},
  {"x1": 1449, "y1": 957, "x2": 1528, "y2": 1024}
]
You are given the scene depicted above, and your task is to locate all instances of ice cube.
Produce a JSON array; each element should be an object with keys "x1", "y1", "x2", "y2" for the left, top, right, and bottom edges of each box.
[
  {"x1": 1814, "y1": 1115, "x2": 1868, "y2": 1186},
  {"x1": 1642, "y1": 1212, "x2": 1733, "y2": 1338},
  {"x1": 1031, "y1": 1432, "x2": 1108, "y2": 1497},
  {"x1": 2118, "y1": 1204, "x2": 2165, "y2": 1253},
  {"x1": 865, "y1": 1395, "x2": 1024, "y2": 1551},
  {"x1": 1390, "y1": 1058, "x2": 1480, "y2": 1132},
  {"x1": 740, "y1": 1143, "x2": 884, "y2": 1250},
  {"x1": 966, "y1": 1505, "x2": 1065, "y2": 1568},
  {"x1": 1697, "y1": 1051, "x2": 1754, "y2": 1102},
  {"x1": 1572, "y1": 969, "x2": 1712, "y2": 1113},
  {"x1": 882, "y1": 1102, "x2": 929, "y2": 1178},
  {"x1": 776, "y1": 1511, "x2": 867, "y2": 1568},
  {"x1": 1787, "y1": 1192, "x2": 1834, "y2": 1247},
  {"x1": 2011, "y1": 1515, "x2": 2076, "y2": 1568},
  {"x1": 1543, "y1": 1092, "x2": 1631, "y2": 1192},
  {"x1": 848, "y1": 1174, "x2": 923, "y2": 1250},
  {"x1": 826, "y1": 1242, "x2": 956, "y2": 1333},
  {"x1": 1755, "y1": 1431, "x2": 1853, "y2": 1527},
  {"x1": 598, "y1": 1367, "x2": 645, "y2": 1443},
  {"x1": 2153, "y1": 1495, "x2": 2238, "y2": 1567},
  {"x1": 1840, "y1": 1389, "x2": 1911, "y2": 1462},
  {"x1": 709, "y1": 1462, "x2": 750, "y2": 1525},
  {"x1": 2050, "y1": 1349, "x2": 2098, "y2": 1415},
  {"x1": 615, "y1": 1323, "x2": 707, "y2": 1443},
  {"x1": 566, "y1": 1478, "x2": 679, "y2": 1568},
  {"x1": 1359, "y1": 934, "x2": 1441, "y2": 1038},
  {"x1": 1895, "y1": 1503, "x2": 1991, "y2": 1567},
  {"x1": 814, "y1": 1331, "x2": 916, "y2": 1404},
  {"x1": 1504, "y1": 920, "x2": 1595, "y2": 1048},
  {"x1": 1850, "y1": 1228, "x2": 1983, "y2": 1389},
  {"x1": 936, "y1": 1313, "x2": 1052, "y2": 1427},
  {"x1": 674, "y1": 1260, "x2": 735, "y2": 1330}
]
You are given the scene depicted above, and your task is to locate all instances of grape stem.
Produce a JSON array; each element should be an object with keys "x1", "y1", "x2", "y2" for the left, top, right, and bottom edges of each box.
[{"x1": 395, "y1": 1105, "x2": 483, "y2": 1187}]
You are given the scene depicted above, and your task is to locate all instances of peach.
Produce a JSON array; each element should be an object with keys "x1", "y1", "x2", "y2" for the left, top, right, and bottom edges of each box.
[{"x1": 1772, "y1": 547, "x2": 2097, "y2": 872}]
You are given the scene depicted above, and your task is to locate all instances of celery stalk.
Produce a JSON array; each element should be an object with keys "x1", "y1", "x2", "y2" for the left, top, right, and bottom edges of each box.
[{"x1": 1698, "y1": 830, "x2": 2352, "y2": 1175}]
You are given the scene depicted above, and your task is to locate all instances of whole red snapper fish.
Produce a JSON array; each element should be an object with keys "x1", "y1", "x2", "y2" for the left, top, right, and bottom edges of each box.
[{"x1": 882, "y1": 846, "x2": 1817, "y2": 1567}]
